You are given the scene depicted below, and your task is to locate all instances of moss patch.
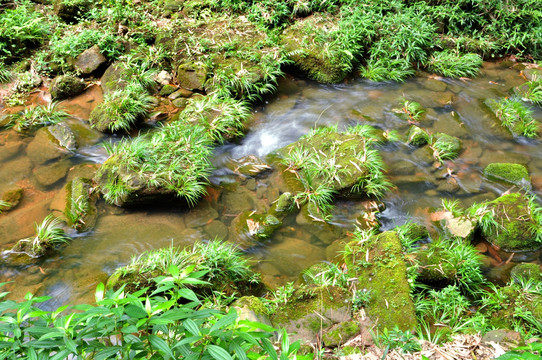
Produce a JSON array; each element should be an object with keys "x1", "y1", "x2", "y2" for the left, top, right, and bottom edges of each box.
[
  {"x1": 344, "y1": 231, "x2": 417, "y2": 331},
  {"x1": 483, "y1": 163, "x2": 531, "y2": 189}
]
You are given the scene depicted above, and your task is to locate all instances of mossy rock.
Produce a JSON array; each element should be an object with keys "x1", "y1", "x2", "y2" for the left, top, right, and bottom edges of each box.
[
  {"x1": 344, "y1": 231, "x2": 417, "y2": 331},
  {"x1": 101, "y1": 63, "x2": 127, "y2": 95},
  {"x1": 432, "y1": 132, "x2": 461, "y2": 160},
  {"x1": 50, "y1": 75, "x2": 86, "y2": 100},
  {"x1": 270, "y1": 286, "x2": 352, "y2": 343},
  {"x1": 176, "y1": 62, "x2": 208, "y2": 91},
  {"x1": 1, "y1": 187, "x2": 23, "y2": 210},
  {"x1": 54, "y1": 0, "x2": 92, "y2": 23},
  {"x1": 74, "y1": 45, "x2": 107, "y2": 76},
  {"x1": 47, "y1": 123, "x2": 77, "y2": 151},
  {"x1": 483, "y1": 163, "x2": 531, "y2": 189},
  {"x1": 233, "y1": 211, "x2": 282, "y2": 242},
  {"x1": 159, "y1": 84, "x2": 178, "y2": 96},
  {"x1": 406, "y1": 125, "x2": 429, "y2": 146},
  {"x1": 322, "y1": 321, "x2": 360, "y2": 348},
  {"x1": 226, "y1": 155, "x2": 271, "y2": 178},
  {"x1": 268, "y1": 192, "x2": 295, "y2": 219},
  {"x1": 510, "y1": 263, "x2": 541, "y2": 283},
  {"x1": 484, "y1": 193, "x2": 542, "y2": 252},
  {"x1": 281, "y1": 15, "x2": 349, "y2": 84},
  {"x1": 64, "y1": 177, "x2": 97, "y2": 231}
]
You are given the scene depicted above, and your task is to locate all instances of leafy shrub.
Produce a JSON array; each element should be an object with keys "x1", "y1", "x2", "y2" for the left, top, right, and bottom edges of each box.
[
  {"x1": 426, "y1": 51, "x2": 482, "y2": 78},
  {"x1": 0, "y1": 0, "x2": 50, "y2": 59},
  {"x1": 0, "y1": 271, "x2": 299, "y2": 359}
]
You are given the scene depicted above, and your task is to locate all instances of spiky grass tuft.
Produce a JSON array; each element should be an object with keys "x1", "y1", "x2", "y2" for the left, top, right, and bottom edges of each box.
[
  {"x1": 9, "y1": 102, "x2": 69, "y2": 132},
  {"x1": 426, "y1": 51, "x2": 482, "y2": 78}
]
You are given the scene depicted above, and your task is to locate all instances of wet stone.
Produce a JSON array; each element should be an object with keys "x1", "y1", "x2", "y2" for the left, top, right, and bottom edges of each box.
[
  {"x1": 26, "y1": 127, "x2": 69, "y2": 165},
  {"x1": 267, "y1": 237, "x2": 325, "y2": 276},
  {"x1": 226, "y1": 155, "x2": 271, "y2": 177},
  {"x1": 50, "y1": 75, "x2": 86, "y2": 100},
  {"x1": 0, "y1": 141, "x2": 24, "y2": 161},
  {"x1": 0, "y1": 157, "x2": 32, "y2": 183},
  {"x1": 203, "y1": 220, "x2": 229, "y2": 241},
  {"x1": 160, "y1": 84, "x2": 177, "y2": 96},
  {"x1": 47, "y1": 123, "x2": 77, "y2": 151},
  {"x1": 184, "y1": 205, "x2": 219, "y2": 228},
  {"x1": 168, "y1": 88, "x2": 193, "y2": 99},
  {"x1": 33, "y1": 159, "x2": 71, "y2": 187},
  {"x1": 423, "y1": 78, "x2": 448, "y2": 92},
  {"x1": 176, "y1": 62, "x2": 207, "y2": 91},
  {"x1": 172, "y1": 98, "x2": 188, "y2": 108}
]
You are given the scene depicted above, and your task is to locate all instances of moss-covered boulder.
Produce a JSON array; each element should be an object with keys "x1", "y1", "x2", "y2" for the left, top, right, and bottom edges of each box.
[
  {"x1": 101, "y1": 63, "x2": 126, "y2": 95},
  {"x1": 510, "y1": 263, "x2": 541, "y2": 283},
  {"x1": 64, "y1": 177, "x2": 98, "y2": 231},
  {"x1": 483, "y1": 163, "x2": 531, "y2": 189},
  {"x1": 50, "y1": 75, "x2": 86, "y2": 100},
  {"x1": 270, "y1": 286, "x2": 352, "y2": 343},
  {"x1": 54, "y1": 0, "x2": 92, "y2": 23},
  {"x1": 268, "y1": 192, "x2": 295, "y2": 218},
  {"x1": 344, "y1": 231, "x2": 417, "y2": 331},
  {"x1": 322, "y1": 321, "x2": 361, "y2": 348},
  {"x1": 431, "y1": 132, "x2": 462, "y2": 161},
  {"x1": 176, "y1": 62, "x2": 208, "y2": 91},
  {"x1": 482, "y1": 193, "x2": 542, "y2": 252},
  {"x1": 406, "y1": 125, "x2": 429, "y2": 146},
  {"x1": 232, "y1": 296, "x2": 273, "y2": 331},
  {"x1": 1, "y1": 187, "x2": 23, "y2": 211},
  {"x1": 281, "y1": 15, "x2": 350, "y2": 83}
]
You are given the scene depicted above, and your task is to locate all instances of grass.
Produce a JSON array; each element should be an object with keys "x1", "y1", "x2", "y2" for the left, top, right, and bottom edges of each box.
[
  {"x1": 0, "y1": 200, "x2": 13, "y2": 214},
  {"x1": 12, "y1": 214, "x2": 70, "y2": 257},
  {"x1": 9, "y1": 102, "x2": 69, "y2": 132},
  {"x1": 361, "y1": 57, "x2": 415, "y2": 82},
  {"x1": 394, "y1": 98, "x2": 425, "y2": 123},
  {"x1": 490, "y1": 97, "x2": 539, "y2": 138},
  {"x1": 429, "y1": 133, "x2": 461, "y2": 163},
  {"x1": 426, "y1": 51, "x2": 482, "y2": 78},
  {"x1": 0, "y1": 62, "x2": 11, "y2": 83},
  {"x1": 522, "y1": 76, "x2": 542, "y2": 106},
  {"x1": 90, "y1": 83, "x2": 154, "y2": 132}
]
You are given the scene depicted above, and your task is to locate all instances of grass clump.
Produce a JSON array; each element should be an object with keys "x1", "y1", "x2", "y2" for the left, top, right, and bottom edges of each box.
[
  {"x1": 394, "y1": 98, "x2": 425, "y2": 123},
  {"x1": 11, "y1": 214, "x2": 70, "y2": 257},
  {"x1": 89, "y1": 84, "x2": 154, "y2": 132},
  {"x1": 0, "y1": 0, "x2": 51, "y2": 60},
  {"x1": 109, "y1": 240, "x2": 261, "y2": 297},
  {"x1": 0, "y1": 61, "x2": 11, "y2": 83},
  {"x1": 425, "y1": 51, "x2": 482, "y2": 78},
  {"x1": 489, "y1": 97, "x2": 539, "y2": 138},
  {"x1": 521, "y1": 76, "x2": 542, "y2": 106},
  {"x1": 279, "y1": 125, "x2": 391, "y2": 221},
  {"x1": 8, "y1": 102, "x2": 69, "y2": 132},
  {"x1": 95, "y1": 120, "x2": 213, "y2": 206},
  {"x1": 429, "y1": 133, "x2": 462, "y2": 163},
  {"x1": 361, "y1": 57, "x2": 415, "y2": 83},
  {"x1": 0, "y1": 200, "x2": 13, "y2": 214}
]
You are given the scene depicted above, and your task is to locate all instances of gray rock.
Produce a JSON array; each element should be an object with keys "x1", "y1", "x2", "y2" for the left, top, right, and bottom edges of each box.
[
  {"x1": 74, "y1": 45, "x2": 107, "y2": 75},
  {"x1": 48, "y1": 123, "x2": 77, "y2": 151},
  {"x1": 26, "y1": 127, "x2": 69, "y2": 165}
]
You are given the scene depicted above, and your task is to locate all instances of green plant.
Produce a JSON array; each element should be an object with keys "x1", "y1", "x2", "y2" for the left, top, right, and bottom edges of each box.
[
  {"x1": 0, "y1": 200, "x2": 13, "y2": 214},
  {"x1": 429, "y1": 133, "x2": 461, "y2": 163},
  {"x1": 378, "y1": 326, "x2": 421, "y2": 354},
  {"x1": 9, "y1": 102, "x2": 69, "y2": 132},
  {"x1": 352, "y1": 289, "x2": 372, "y2": 311},
  {"x1": 361, "y1": 57, "x2": 415, "y2": 82},
  {"x1": 0, "y1": 61, "x2": 11, "y2": 83},
  {"x1": 394, "y1": 98, "x2": 425, "y2": 123},
  {"x1": 426, "y1": 51, "x2": 482, "y2": 78},
  {"x1": 522, "y1": 76, "x2": 542, "y2": 106},
  {"x1": 302, "y1": 262, "x2": 349, "y2": 288},
  {"x1": 490, "y1": 97, "x2": 539, "y2": 138},
  {"x1": 497, "y1": 342, "x2": 542, "y2": 360},
  {"x1": 0, "y1": 269, "x2": 300, "y2": 359},
  {"x1": 266, "y1": 282, "x2": 296, "y2": 312},
  {"x1": 12, "y1": 214, "x2": 70, "y2": 257}
]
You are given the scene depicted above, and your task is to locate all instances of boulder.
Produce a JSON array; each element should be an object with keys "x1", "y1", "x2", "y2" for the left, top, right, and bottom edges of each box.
[
  {"x1": 159, "y1": 84, "x2": 178, "y2": 96},
  {"x1": 322, "y1": 321, "x2": 361, "y2": 348},
  {"x1": 101, "y1": 63, "x2": 126, "y2": 95},
  {"x1": 1, "y1": 187, "x2": 23, "y2": 210},
  {"x1": 510, "y1": 263, "x2": 541, "y2": 283},
  {"x1": 74, "y1": 45, "x2": 107, "y2": 75},
  {"x1": 50, "y1": 75, "x2": 86, "y2": 100},
  {"x1": 176, "y1": 62, "x2": 208, "y2": 91},
  {"x1": 47, "y1": 122, "x2": 77, "y2": 151},
  {"x1": 64, "y1": 177, "x2": 98, "y2": 231},
  {"x1": 406, "y1": 125, "x2": 429, "y2": 146},
  {"x1": 54, "y1": 0, "x2": 92, "y2": 23},
  {"x1": 33, "y1": 159, "x2": 71, "y2": 187},
  {"x1": 483, "y1": 163, "x2": 531, "y2": 189},
  {"x1": 25, "y1": 127, "x2": 70, "y2": 165}
]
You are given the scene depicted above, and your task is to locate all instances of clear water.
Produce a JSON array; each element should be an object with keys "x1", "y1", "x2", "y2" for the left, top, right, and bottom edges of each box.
[{"x1": 1, "y1": 62, "x2": 541, "y2": 308}]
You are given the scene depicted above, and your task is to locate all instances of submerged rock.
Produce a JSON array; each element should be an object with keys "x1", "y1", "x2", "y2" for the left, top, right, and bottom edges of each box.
[
  {"x1": 226, "y1": 155, "x2": 272, "y2": 177},
  {"x1": 50, "y1": 75, "x2": 86, "y2": 100},
  {"x1": 26, "y1": 127, "x2": 70, "y2": 165},
  {"x1": 483, "y1": 162, "x2": 531, "y2": 189},
  {"x1": 33, "y1": 159, "x2": 71, "y2": 187},
  {"x1": 47, "y1": 123, "x2": 77, "y2": 151},
  {"x1": 406, "y1": 125, "x2": 429, "y2": 146},
  {"x1": 74, "y1": 45, "x2": 107, "y2": 75}
]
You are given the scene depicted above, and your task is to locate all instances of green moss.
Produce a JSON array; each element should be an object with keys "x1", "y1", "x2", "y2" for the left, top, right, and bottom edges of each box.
[
  {"x1": 65, "y1": 177, "x2": 97, "y2": 231},
  {"x1": 235, "y1": 296, "x2": 269, "y2": 316},
  {"x1": 344, "y1": 231, "x2": 417, "y2": 331},
  {"x1": 322, "y1": 321, "x2": 360, "y2": 347},
  {"x1": 406, "y1": 125, "x2": 429, "y2": 146},
  {"x1": 50, "y1": 75, "x2": 86, "y2": 100},
  {"x1": 484, "y1": 193, "x2": 542, "y2": 251},
  {"x1": 483, "y1": 163, "x2": 531, "y2": 189},
  {"x1": 510, "y1": 263, "x2": 542, "y2": 283}
]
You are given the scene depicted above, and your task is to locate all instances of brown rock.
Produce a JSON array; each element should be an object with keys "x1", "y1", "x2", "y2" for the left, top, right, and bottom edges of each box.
[{"x1": 74, "y1": 45, "x2": 107, "y2": 75}]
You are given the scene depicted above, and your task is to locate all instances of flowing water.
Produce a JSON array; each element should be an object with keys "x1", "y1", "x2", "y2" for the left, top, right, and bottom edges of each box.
[{"x1": 1, "y1": 62, "x2": 541, "y2": 309}]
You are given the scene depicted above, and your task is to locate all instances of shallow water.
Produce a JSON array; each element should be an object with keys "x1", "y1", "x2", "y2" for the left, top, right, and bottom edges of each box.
[{"x1": 1, "y1": 62, "x2": 541, "y2": 307}]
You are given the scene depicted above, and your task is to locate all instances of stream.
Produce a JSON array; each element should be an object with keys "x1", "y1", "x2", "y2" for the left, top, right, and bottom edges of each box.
[{"x1": 1, "y1": 61, "x2": 541, "y2": 309}]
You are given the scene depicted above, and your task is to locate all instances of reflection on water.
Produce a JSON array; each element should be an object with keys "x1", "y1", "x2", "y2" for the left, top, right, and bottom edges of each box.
[{"x1": 1, "y1": 63, "x2": 541, "y2": 304}]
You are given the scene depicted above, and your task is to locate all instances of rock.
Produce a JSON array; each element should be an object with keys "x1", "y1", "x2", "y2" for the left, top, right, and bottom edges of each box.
[
  {"x1": 0, "y1": 157, "x2": 32, "y2": 183},
  {"x1": 159, "y1": 84, "x2": 178, "y2": 96},
  {"x1": 0, "y1": 198, "x2": 51, "y2": 245},
  {"x1": 232, "y1": 296, "x2": 273, "y2": 331},
  {"x1": 101, "y1": 63, "x2": 126, "y2": 95},
  {"x1": 203, "y1": 220, "x2": 229, "y2": 240},
  {"x1": 406, "y1": 125, "x2": 429, "y2": 146},
  {"x1": 221, "y1": 186, "x2": 259, "y2": 214},
  {"x1": 183, "y1": 205, "x2": 219, "y2": 228},
  {"x1": 483, "y1": 193, "x2": 542, "y2": 252},
  {"x1": 0, "y1": 141, "x2": 24, "y2": 161},
  {"x1": 510, "y1": 263, "x2": 541, "y2": 283},
  {"x1": 155, "y1": 70, "x2": 172, "y2": 86},
  {"x1": 226, "y1": 155, "x2": 272, "y2": 177},
  {"x1": 267, "y1": 237, "x2": 326, "y2": 276},
  {"x1": 270, "y1": 286, "x2": 351, "y2": 343},
  {"x1": 436, "y1": 176, "x2": 460, "y2": 193},
  {"x1": 168, "y1": 87, "x2": 193, "y2": 99},
  {"x1": 64, "y1": 177, "x2": 98, "y2": 231},
  {"x1": 483, "y1": 163, "x2": 531, "y2": 189},
  {"x1": 74, "y1": 45, "x2": 107, "y2": 75},
  {"x1": 50, "y1": 75, "x2": 86, "y2": 100},
  {"x1": 344, "y1": 231, "x2": 417, "y2": 331},
  {"x1": 482, "y1": 329, "x2": 522, "y2": 347},
  {"x1": 176, "y1": 62, "x2": 208, "y2": 91},
  {"x1": 26, "y1": 127, "x2": 70, "y2": 165},
  {"x1": 322, "y1": 321, "x2": 361, "y2": 348},
  {"x1": 432, "y1": 132, "x2": 462, "y2": 161},
  {"x1": 1, "y1": 187, "x2": 23, "y2": 210},
  {"x1": 423, "y1": 78, "x2": 447, "y2": 92},
  {"x1": 54, "y1": 0, "x2": 92, "y2": 22},
  {"x1": 269, "y1": 192, "x2": 294, "y2": 218},
  {"x1": 47, "y1": 123, "x2": 77, "y2": 151},
  {"x1": 230, "y1": 211, "x2": 281, "y2": 246},
  {"x1": 172, "y1": 98, "x2": 188, "y2": 108},
  {"x1": 32, "y1": 159, "x2": 71, "y2": 187},
  {"x1": 326, "y1": 239, "x2": 347, "y2": 262}
]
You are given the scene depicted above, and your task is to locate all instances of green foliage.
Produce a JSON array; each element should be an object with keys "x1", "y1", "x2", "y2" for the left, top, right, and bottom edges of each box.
[
  {"x1": 352, "y1": 289, "x2": 372, "y2": 311},
  {"x1": 9, "y1": 102, "x2": 69, "y2": 132},
  {"x1": 0, "y1": 200, "x2": 13, "y2": 214},
  {"x1": 497, "y1": 342, "x2": 542, "y2": 360},
  {"x1": 302, "y1": 262, "x2": 349, "y2": 288},
  {"x1": 0, "y1": 271, "x2": 299, "y2": 359},
  {"x1": 98, "y1": 120, "x2": 213, "y2": 206},
  {"x1": 92, "y1": 84, "x2": 154, "y2": 132},
  {"x1": 429, "y1": 133, "x2": 461, "y2": 163},
  {"x1": 522, "y1": 76, "x2": 542, "y2": 106},
  {"x1": 0, "y1": 0, "x2": 51, "y2": 59},
  {"x1": 12, "y1": 214, "x2": 70, "y2": 257},
  {"x1": 490, "y1": 97, "x2": 539, "y2": 138},
  {"x1": 394, "y1": 98, "x2": 425, "y2": 123},
  {"x1": 378, "y1": 326, "x2": 421, "y2": 354},
  {"x1": 361, "y1": 57, "x2": 415, "y2": 82},
  {"x1": 0, "y1": 61, "x2": 11, "y2": 83},
  {"x1": 426, "y1": 51, "x2": 482, "y2": 78}
]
